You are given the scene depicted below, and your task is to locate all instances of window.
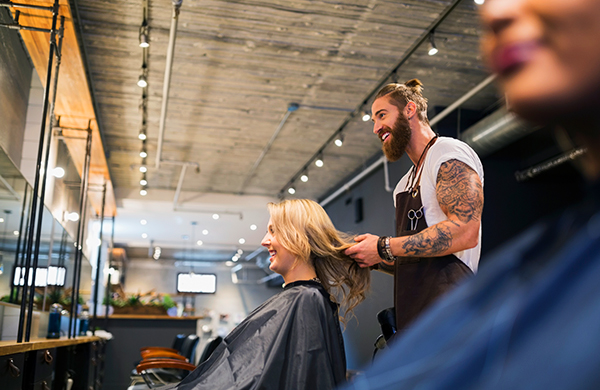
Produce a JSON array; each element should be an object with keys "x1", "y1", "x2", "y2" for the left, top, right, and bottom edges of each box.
[
  {"x1": 13, "y1": 266, "x2": 67, "y2": 287},
  {"x1": 176, "y1": 273, "x2": 216, "y2": 294}
]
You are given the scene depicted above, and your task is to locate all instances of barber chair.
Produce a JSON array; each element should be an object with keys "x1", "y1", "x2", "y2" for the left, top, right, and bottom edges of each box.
[{"x1": 129, "y1": 334, "x2": 199, "y2": 389}]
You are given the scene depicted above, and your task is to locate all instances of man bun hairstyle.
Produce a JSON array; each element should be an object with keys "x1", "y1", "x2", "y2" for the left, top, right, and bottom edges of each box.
[{"x1": 374, "y1": 78, "x2": 430, "y2": 125}]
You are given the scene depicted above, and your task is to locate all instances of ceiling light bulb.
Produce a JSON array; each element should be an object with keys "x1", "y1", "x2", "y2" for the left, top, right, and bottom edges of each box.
[
  {"x1": 315, "y1": 159, "x2": 324, "y2": 168},
  {"x1": 140, "y1": 219, "x2": 147, "y2": 225},
  {"x1": 138, "y1": 132, "x2": 147, "y2": 140},
  {"x1": 140, "y1": 151, "x2": 148, "y2": 158},
  {"x1": 334, "y1": 135, "x2": 344, "y2": 147},
  {"x1": 13, "y1": 230, "x2": 19, "y2": 236},
  {"x1": 52, "y1": 167, "x2": 65, "y2": 178},
  {"x1": 139, "y1": 33, "x2": 149, "y2": 48},
  {"x1": 140, "y1": 179, "x2": 147, "y2": 186},
  {"x1": 288, "y1": 187, "x2": 296, "y2": 194},
  {"x1": 474, "y1": 0, "x2": 484, "y2": 4},
  {"x1": 196, "y1": 240, "x2": 203, "y2": 246},
  {"x1": 137, "y1": 75, "x2": 148, "y2": 88},
  {"x1": 141, "y1": 233, "x2": 148, "y2": 239},
  {"x1": 202, "y1": 229, "x2": 208, "y2": 235},
  {"x1": 239, "y1": 238, "x2": 246, "y2": 244},
  {"x1": 212, "y1": 214, "x2": 219, "y2": 220},
  {"x1": 140, "y1": 189, "x2": 148, "y2": 196},
  {"x1": 0, "y1": 218, "x2": 4, "y2": 223},
  {"x1": 428, "y1": 32, "x2": 438, "y2": 56},
  {"x1": 250, "y1": 224, "x2": 257, "y2": 230},
  {"x1": 362, "y1": 113, "x2": 371, "y2": 122},
  {"x1": 139, "y1": 166, "x2": 147, "y2": 173},
  {"x1": 300, "y1": 174, "x2": 308, "y2": 182}
]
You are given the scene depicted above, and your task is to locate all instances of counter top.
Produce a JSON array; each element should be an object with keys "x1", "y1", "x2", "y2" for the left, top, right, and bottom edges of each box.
[
  {"x1": 0, "y1": 336, "x2": 104, "y2": 356},
  {"x1": 106, "y1": 315, "x2": 205, "y2": 320}
]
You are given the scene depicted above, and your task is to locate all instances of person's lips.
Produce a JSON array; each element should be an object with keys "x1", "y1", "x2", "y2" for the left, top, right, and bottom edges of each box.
[
  {"x1": 379, "y1": 131, "x2": 391, "y2": 143},
  {"x1": 491, "y1": 41, "x2": 541, "y2": 77}
]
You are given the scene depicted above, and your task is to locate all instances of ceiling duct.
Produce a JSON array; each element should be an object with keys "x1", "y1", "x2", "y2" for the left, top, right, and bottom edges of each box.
[{"x1": 460, "y1": 107, "x2": 535, "y2": 158}]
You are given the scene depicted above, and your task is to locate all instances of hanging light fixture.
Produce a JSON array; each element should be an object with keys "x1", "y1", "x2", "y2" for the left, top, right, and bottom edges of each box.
[
  {"x1": 428, "y1": 31, "x2": 439, "y2": 56},
  {"x1": 140, "y1": 187, "x2": 148, "y2": 196},
  {"x1": 334, "y1": 133, "x2": 344, "y2": 147},
  {"x1": 315, "y1": 155, "x2": 324, "y2": 168},
  {"x1": 300, "y1": 172, "x2": 309, "y2": 182},
  {"x1": 139, "y1": 23, "x2": 149, "y2": 48},
  {"x1": 137, "y1": 74, "x2": 148, "y2": 88},
  {"x1": 362, "y1": 111, "x2": 371, "y2": 122},
  {"x1": 288, "y1": 186, "x2": 296, "y2": 195},
  {"x1": 137, "y1": 65, "x2": 148, "y2": 88}
]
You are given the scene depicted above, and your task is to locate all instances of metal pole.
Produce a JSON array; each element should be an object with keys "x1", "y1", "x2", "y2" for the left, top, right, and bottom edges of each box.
[
  {"x1": 104, "y1": 216, "x2": 115, "y2": 327},
  {"x1": 25, "y1": 12, "x2": 64, "y2": 342},
  {"x1": 18, "y1": 0, "x2": 59, "y2": 343},
  {"x1": 92, "y1": 182, "x2": 107, "y2": 334},
  {"x1": 68, "y1": 127, "x2": 92, "y2": 338}
]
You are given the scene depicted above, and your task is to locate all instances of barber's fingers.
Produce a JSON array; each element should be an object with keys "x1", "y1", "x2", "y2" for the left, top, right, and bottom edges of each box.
[{"x1": 353, "y1": 234, "x2": 369, "y2": 242}]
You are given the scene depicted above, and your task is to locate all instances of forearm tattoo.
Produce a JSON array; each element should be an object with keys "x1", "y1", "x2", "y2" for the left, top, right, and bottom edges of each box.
[
  {"x1": 436, "y1": 159, "x2": 483, "y2": 224},
  {"x1": 402, "y1": 224, "x2": 452, "y2": 256}
]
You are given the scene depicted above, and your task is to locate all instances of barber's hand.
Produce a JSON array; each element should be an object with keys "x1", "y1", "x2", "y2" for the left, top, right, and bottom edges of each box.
[{"x1": 344, "y1": 234, "x2": 382, "y2": 268}]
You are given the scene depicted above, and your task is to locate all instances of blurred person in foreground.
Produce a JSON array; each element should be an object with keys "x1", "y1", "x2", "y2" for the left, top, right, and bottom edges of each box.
[
  {"x1": 340, "y1": 0, "x2": 600, "y2": 388},
  {"x1": 174, "y1": 199, "x2": 370, "y2": 390}
]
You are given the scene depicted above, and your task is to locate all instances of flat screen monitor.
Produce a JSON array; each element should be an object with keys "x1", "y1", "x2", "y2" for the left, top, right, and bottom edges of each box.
[{"x1": 177, "y1": 273, "x2": 216, "y2": 294}]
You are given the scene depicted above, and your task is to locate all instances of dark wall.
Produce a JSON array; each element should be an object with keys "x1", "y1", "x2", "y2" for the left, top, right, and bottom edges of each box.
[{"x1": 0, "y1": 8, "x2": 32, "y2": 164}]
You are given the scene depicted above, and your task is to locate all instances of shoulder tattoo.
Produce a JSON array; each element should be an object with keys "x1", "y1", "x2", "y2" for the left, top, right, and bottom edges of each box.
[{"x1": 436, "y1": 159, "x2": 483, "y2": 224}]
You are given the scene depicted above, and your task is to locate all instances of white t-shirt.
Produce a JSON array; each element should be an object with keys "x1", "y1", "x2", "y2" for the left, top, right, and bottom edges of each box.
[{"x1": 393, "y1": 137, "x2": 484, "y2": 272}]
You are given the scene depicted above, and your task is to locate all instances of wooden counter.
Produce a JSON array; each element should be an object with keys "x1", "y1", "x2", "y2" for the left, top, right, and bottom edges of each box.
[{"x1": 0, "y1": 335, "x2": 103, "y2": 356}]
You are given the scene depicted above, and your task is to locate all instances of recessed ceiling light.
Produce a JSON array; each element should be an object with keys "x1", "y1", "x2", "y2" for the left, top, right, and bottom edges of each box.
[
  {"x1": 0, "y1": 218, "x2": 4, "y2": 223},
  {"x1": 196, "y1": 240, "x2": 203, "y2": 246},
  {"x1": 13, "y1": 230, "x2": 19, "y2": 236},
  {"x1": 202, "y1": 229, "x2": 208, "y2": 235},
  {"x1": 250, "y1": 224, "x2": 257, "y2": 230},
  {"x1": 139, "y1": 166, "x2": 147, "y2": 173},
  {"x1": 239, "y1": 238, "x2": 246, "y2": 244},
  {"x1": 212, "y1": 214, "x2": 220, "y2": 220},
  {"x1": 140, "y1": 219, "x2": 147, "y2": 225},
  {"x1": 140, "y1": 189, "x2": 148, "y2": 196},
  {"x1": 141, "y1": 233, "x2": 148, "y2": 239}
]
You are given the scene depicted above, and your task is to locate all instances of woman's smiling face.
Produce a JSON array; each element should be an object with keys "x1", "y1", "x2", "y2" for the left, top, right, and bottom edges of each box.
[
  {"x1": 261, "y1": 218, "x2": 297, "y2": 279},
  {"x1": 480, "y1": 0, "x2": 600, "y2": 122}
]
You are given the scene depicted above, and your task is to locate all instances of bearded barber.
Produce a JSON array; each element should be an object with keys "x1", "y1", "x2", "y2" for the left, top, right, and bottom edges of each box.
[{"x1": 345, "y1": 79, "x2": 484, "y2": 334}]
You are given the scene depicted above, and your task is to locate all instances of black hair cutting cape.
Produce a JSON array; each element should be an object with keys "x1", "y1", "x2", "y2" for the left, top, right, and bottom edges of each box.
[{"x1": 173, "y1": 280, "x2": 346, "y2": 390}]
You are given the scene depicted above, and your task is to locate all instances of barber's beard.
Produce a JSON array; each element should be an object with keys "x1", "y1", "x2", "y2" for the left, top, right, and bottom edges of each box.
[{"x1": 382, "y1": 113, "x2": 411, "y2": 162}]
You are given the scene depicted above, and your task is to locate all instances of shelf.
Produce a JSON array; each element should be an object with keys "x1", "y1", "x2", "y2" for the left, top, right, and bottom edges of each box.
[{"x1": 0, "y1": 336, "x2": 103, "y2": 357}]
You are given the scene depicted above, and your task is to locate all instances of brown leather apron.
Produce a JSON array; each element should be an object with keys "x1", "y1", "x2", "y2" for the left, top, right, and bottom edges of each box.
[{"x1": 393, "y1": 187, "x2": 473, "y2": 331}]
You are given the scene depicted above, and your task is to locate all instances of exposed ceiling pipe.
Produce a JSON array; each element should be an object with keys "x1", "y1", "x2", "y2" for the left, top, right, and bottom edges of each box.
[
  {"x1": 239, "y1": 103, "x2": 299, "y2": 194},
  {"x1": 460, "y1": 106, "x2": 535, "y2": 157},
  {"x1": 155, "y1": 0, "x2": 183, "y2": 170}
]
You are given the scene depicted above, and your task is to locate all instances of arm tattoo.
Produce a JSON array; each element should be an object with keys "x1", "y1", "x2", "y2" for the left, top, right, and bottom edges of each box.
[
  {"x1": 402, "y1": 224, "x2": 452, "y2": 256},
  {"x1": 436, "y1": 159, "x2": 483, "y2": 224}
]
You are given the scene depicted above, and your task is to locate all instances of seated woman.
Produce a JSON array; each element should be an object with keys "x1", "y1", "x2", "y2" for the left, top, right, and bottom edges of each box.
[{"x1": 173, "y1": 199, "x2": 370, "y2": 390}]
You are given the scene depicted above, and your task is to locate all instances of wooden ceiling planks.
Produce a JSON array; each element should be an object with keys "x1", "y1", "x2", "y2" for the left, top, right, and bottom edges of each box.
[
  {"x1": 70, "y1": 0, "x2": 499, "y2": 202},
  {"x1": 13, "y1": 0, "x2": 116, "y2": 216}
]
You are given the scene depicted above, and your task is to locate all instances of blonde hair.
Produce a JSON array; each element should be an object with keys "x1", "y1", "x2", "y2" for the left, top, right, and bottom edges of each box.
[
  {"x1": 375, "y1": 78, "x2": 430, "y2": 125},
  {"x1": 267, "y1": 199, "x2": 370, "y2": 322}
]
